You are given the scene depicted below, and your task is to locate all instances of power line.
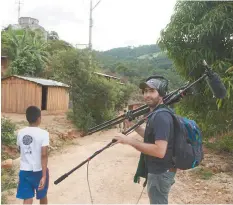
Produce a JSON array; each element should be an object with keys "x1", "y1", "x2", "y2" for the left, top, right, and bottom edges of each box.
[{"x1": 92, "y1": 0, "x2": 101, "y2": 11}]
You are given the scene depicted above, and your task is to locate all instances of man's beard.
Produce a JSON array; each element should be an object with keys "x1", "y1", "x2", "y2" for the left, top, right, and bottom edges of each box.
[{"x1": 145, "y1": 98, "x2": 162, "y2": 109}]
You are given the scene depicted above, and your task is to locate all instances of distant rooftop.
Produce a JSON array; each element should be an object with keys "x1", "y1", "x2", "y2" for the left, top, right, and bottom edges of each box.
[{"x1": 94, "y1": 72, "x2": 121, "y2": 80}]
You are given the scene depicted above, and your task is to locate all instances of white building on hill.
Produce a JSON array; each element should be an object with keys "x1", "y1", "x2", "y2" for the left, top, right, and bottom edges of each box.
[{"x1": 9, "y1": 17, "x2": 47, "y2": 40}]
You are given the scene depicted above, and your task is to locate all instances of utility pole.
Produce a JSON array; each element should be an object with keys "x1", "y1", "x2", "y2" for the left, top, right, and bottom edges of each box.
[
  {"x1": 89, "y1": 0, "x2": 93, "y2": 51},
  {"x1": 88, "y1": 0, "x2": 101, "y2": 69},
  {"x1": 88, "y1": 0, "x2": 93, "y2": 69},
  {"x1": 16, "y1": 0, "x2": 23, "y2": 23}
]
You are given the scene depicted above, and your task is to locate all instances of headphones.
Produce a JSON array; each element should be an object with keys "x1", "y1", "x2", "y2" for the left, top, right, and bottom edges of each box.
[{"x1": 145, "y1": 75, "x2": 169, "y2": 97}]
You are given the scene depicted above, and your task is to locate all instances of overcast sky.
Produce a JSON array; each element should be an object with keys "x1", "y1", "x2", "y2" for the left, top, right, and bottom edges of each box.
[{"x1": 0, "y1": 0, "x2": 177, "y2": 51}]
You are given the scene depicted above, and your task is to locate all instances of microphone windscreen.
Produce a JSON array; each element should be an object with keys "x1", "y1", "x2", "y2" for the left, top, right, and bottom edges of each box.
[{"x1": 206, "y1": 71, "x2": 227, "y2": 99}]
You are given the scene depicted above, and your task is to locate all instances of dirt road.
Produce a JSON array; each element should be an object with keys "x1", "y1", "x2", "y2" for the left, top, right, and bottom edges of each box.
[{"x1": 3, "y1": 113, "x2": 233, "y2": 204}]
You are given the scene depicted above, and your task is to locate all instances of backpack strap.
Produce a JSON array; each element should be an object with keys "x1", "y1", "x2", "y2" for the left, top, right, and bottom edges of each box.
[{"x1": 150, "y1": 107, "x2": 177, "y2": 167}]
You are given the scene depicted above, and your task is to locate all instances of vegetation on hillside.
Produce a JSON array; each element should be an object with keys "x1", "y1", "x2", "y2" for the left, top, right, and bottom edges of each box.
[
  {"x1": 49, "y1": 49, "x2": 135, "y2": 131},
  {"x1": 1, "y1": 1, "x2": 232, "y2": 152},
  {"x1": 1, "y1": 28, "x2": 135, "y2": 132},
  {"x1": 93, "y1": 45, "x2": 184, "y2": 89}
]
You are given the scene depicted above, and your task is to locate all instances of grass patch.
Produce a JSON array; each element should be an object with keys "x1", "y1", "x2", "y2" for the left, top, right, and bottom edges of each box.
[
  {"x1": 1, "y1": 167, "x2": 18, "y2": 204},
  {"x1": 1, "y1": 168, "x2": 18, "y2": 192},
  {"x1": 1, "y1": 117, "x2": 18, "y2": 204},
  {"x1": 192, "y1": 167, "x2": 214, "y2": 180},
  {"x1": 1, "y1": 194, "x2": 7, "y2": 204}
]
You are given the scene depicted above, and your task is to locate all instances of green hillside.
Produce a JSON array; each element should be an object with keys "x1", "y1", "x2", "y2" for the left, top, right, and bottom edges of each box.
[{"x1": 93, "y1": 44, "x2": 184, "y2": 90}]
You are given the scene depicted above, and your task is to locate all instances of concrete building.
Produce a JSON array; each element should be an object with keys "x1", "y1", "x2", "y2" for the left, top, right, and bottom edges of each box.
[{"x1": 10, "y1": 17, "x2": 47, "y2": 40}]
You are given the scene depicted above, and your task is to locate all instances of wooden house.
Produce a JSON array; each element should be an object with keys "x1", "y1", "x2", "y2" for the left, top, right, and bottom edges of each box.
[{"x1": 1, "y1": 75, "x2": 69, "y2": 114}]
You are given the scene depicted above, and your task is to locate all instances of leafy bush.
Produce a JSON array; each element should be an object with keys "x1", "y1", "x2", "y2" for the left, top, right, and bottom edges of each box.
[
  {"x1": 217, "y1": 135, "x2": 233, "y2": 153},
  {"x1": 1, "y1": 117, "x2": 17, "y2": 146},
  {"x1": 1, "y1": 167, "x2": 18, "y2": 204},
  {"x1": 70, "y1": 75, "x2": 134, "y2": 132},
  {"x1": 158, "y1": 1, "x2": 233, "y2": 151},
  {"x1": 1, "y1": 168, "x2": 17, "y2": 191},
  {"x1": 51, "y1": 49, "x2": 135, "y2": 132},
  {"x1": 1, "y1": 118, "x2": 18, "y2": 204}
]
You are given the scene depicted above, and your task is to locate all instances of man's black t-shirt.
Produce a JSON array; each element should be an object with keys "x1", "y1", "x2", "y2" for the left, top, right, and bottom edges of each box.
[{"x1": 144, "y1": 107, "x2": 175, "y2": 174}]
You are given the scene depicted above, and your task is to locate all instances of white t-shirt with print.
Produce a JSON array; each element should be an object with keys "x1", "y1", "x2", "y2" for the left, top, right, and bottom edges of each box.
[{"x1": 17, "y1": 127, "x2": 49, "y2": 172}]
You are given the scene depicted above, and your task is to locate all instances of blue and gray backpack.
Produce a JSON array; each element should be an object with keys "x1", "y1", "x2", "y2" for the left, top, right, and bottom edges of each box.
[{"x1": 153, "y1": 108, "x2": 204, "y2": 170}]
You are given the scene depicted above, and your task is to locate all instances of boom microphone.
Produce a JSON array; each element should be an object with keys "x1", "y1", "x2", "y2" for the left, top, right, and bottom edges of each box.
[
  {"x1": 203, "y1": 60, "x2": 227, "y2": 99},
  {"x1": 206, "y1": 70, "x2": 227, "y2": 99}
]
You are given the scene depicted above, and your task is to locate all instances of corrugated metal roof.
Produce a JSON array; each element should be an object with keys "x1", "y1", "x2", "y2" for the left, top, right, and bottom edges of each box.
[
  {"x1": 3, "y1": 75, "x2": 69, "y2": 87},
  {"x1": 94, "y1": 72, "x2": 121, "y2": 80}
]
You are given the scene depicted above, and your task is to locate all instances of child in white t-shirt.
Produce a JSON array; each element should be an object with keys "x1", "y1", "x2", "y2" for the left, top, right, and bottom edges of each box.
[{"x1": 16, "y1": 106, "x2": 50, "y2": 204}]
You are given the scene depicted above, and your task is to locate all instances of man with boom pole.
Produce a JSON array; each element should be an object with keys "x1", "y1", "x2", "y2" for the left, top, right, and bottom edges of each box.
[
  {"x1": 114, "y1": 76, "x2": 176, "y2": 204},
  {"x1": 54, "y1": 60, "x2": 226, "y2": 204}
]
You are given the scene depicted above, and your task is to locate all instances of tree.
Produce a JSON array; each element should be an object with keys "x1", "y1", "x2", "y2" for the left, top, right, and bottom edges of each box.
[
  {"x1": 46, "y1": 39, "x2": 73, "y2": 57},
  {"x1": 116, "y1": 63, "x2": 128, "y2": 75},
  {"x1": 48, "y1": 31, "x2": 59, "y2": 40},
  {"x1": 158, "y1": 1, "x2": 233, "y2": 137},
  {"x1": 1, "y1": 28, "x2": 49, "y2": 76},
  {"x1": 50, "y1": 49, "x2": 133, "y2": 132}
]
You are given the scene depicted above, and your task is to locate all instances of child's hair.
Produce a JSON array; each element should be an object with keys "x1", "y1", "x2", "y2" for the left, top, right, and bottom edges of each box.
[{"x1": 26, "y1": 106, "x2": 41, "y2": 124}]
